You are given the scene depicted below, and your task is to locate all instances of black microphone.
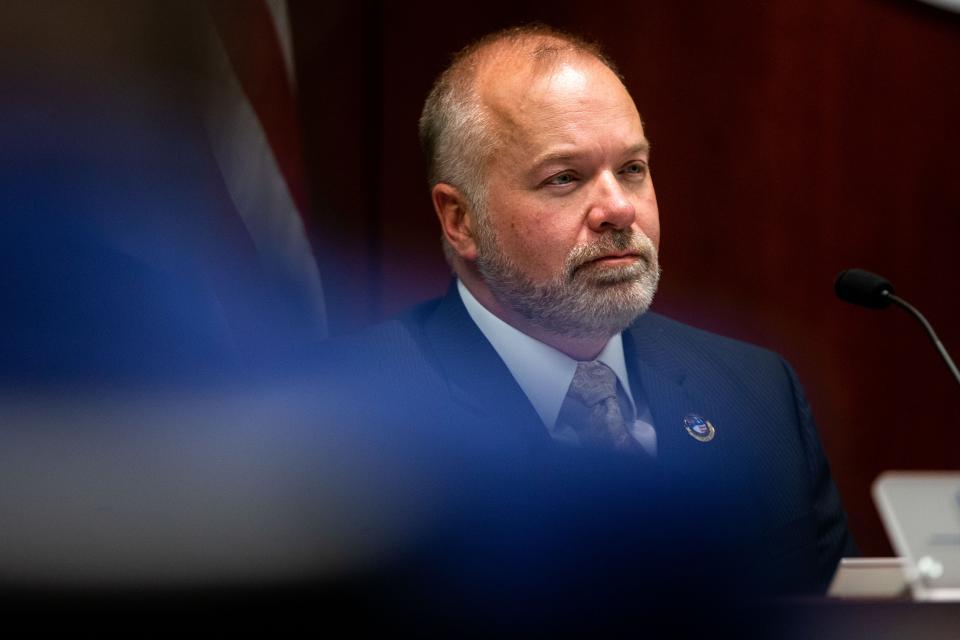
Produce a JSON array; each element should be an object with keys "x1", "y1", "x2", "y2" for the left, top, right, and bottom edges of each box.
[
  {"x1": 834, "y1": 268, "x2": 894, "y2": 309},
  {"x1": 835, "y1": 268, "x2": 960, "y2": 387}
]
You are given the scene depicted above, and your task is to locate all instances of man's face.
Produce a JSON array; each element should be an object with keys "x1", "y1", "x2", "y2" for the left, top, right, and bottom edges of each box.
[{"x1": 470, "y1": 56, "x2": 661, "y2": 338}]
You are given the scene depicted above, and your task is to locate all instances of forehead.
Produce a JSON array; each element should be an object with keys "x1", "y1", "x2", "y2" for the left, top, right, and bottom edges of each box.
[{"x1": 477, "y1": 53, "x2": 645, "y2": 156}]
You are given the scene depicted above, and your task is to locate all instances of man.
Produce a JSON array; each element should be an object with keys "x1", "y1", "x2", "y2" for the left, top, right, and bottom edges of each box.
[{"x1": 326, "y1": 26, "x2": 854, "y2": 621}]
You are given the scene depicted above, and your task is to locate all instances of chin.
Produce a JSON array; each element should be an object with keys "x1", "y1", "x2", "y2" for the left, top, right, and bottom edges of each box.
[
  {"x1": 588, "y1": 280, "x2": 658, "y2": 328},
  {"x1": 532, "y1": 281, "x2": 658, "y2": 338}
]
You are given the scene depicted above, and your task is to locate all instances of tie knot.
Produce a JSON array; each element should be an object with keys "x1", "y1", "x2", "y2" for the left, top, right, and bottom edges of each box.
[{"x1": 567, "y1": 360, "x2": 619, "y2": 408}]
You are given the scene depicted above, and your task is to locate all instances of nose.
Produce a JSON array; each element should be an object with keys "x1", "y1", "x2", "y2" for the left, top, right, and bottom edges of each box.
[{"x1": 586, "y1": 171, "x2": 636, "y2": 232}]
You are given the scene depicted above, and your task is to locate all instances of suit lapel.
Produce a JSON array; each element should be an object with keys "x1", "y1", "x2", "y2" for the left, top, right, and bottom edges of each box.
[
  {"x1": 624, "y1": 318, "x2": 728, "y2": 480},
  {"x1": 624, "y1": 315, "x2": 768, "y2": 548},
  {"x1": 421, "y1": 282, "x2": 550, "y2": 446}
]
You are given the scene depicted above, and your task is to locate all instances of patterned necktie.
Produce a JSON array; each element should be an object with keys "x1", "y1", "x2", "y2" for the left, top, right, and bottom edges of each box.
[{"x1": 557, "y1": 360, "x2": 639, "y2": 452}]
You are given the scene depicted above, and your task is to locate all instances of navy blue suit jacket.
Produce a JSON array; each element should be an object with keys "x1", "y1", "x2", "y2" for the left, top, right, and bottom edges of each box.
[{"x1": 328, "y1": 282, "x2": 854, "y2": 604}]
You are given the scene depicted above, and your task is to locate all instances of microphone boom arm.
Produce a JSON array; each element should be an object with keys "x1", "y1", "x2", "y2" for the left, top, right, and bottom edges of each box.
[{"x1": 884, "y1": 291, "x2": 960, "y2": 388}]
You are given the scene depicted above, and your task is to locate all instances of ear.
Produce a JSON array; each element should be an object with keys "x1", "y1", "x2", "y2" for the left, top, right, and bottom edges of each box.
[{"x1": 431, "y1": 183, "x2": 479, "y2": 261}]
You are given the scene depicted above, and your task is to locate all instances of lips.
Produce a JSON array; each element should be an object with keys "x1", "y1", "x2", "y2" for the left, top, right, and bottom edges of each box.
[
  {"x1": 565, "y1": 230, "x2": 654, "y2": 278},
  {"x1": 570, "y1": 252, "x2": 646, "y2": 281},
  {"x1": 586, "y1": 252, "x2": 642, "y2": 265}
]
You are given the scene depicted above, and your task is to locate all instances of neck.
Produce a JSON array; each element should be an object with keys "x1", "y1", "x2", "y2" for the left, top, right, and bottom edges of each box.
[{"x1": 459, "y1": 271, "x2": 612, "y2": 361}]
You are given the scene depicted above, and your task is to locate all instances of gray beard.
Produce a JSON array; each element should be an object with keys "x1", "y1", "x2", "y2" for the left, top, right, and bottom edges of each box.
[{"x1": 474, "y1": 227, "x2": 661, "y2": 339}]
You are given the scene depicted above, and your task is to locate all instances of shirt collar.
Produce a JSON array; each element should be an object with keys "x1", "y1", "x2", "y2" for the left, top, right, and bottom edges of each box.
[{"x1": 457, "y1": 279, "x2": 636, "y2": 429}]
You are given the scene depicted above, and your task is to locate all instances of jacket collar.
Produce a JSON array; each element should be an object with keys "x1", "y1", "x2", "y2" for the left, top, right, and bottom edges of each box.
[{"x1": 422, "y1": 282, "x2": 550, "y2": 446}]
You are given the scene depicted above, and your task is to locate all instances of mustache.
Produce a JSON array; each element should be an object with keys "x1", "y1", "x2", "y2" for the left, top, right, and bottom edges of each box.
[{"x1": 565, "y1": 230, "x2": 655, "y2": 275}]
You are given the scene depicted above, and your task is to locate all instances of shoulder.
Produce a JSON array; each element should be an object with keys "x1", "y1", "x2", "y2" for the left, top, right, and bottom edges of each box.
[
  {"x1": 629, "y1": 311, "x2": 790, "y2": 375},
  {"x1": 321, "y1": 297, "x2": 443, "y2": 367},
  {"x1": 626, "y1": 311, "x2": 810, "y2": 443}
]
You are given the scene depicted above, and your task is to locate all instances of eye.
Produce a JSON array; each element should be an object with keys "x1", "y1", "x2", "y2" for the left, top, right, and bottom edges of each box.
[
  {"x1": 544, "y1": 171, "x2": 577, "y2": 187},
  {"x1": 620, "y1": 162, "x2": 648, "y2": 179}
]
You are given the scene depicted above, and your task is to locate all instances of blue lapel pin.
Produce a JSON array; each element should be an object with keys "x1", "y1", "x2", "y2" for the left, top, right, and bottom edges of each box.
[{"x1": 683, "y1": 413, "x2": 716, "y2": 443}]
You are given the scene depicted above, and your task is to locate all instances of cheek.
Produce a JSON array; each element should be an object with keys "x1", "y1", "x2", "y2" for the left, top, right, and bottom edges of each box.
[
  {"x1": 499, "y1": 213, "x2": 575, "y2": 275},
  {"x1": 637, "y1": 195, "x2": 661, "y2": 250},
  {"x1": 642, "y1": 218, "x2": 661, "y2": 251},
  {"x1": 487, "y1": 188, "x2": 585, "y2": 271}
]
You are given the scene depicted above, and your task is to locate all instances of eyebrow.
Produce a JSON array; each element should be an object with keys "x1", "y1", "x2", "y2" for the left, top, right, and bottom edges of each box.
[{"x1": 530, "y1": 140, "x2": 651, "y2": 170}]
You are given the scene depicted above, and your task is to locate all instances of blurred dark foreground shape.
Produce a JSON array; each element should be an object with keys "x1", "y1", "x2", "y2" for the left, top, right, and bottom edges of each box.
[{"x1": 0, "y1": 379, "x2": 836, "y2": 635}]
